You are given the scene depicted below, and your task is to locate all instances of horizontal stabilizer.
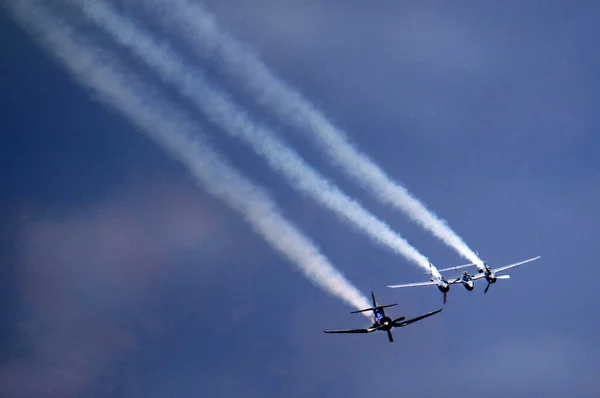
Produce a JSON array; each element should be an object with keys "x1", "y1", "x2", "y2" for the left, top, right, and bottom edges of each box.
[
  {"x1": 349, "y1": 308, "x2": 373, "y2": 314},
  {"x1": 350, "y1": 303, "x2": 397, "y2": 314}
]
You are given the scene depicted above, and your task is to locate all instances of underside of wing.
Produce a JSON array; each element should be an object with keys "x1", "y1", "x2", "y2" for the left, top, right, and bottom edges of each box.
[
  {"x1": 471, "y1": 273, "x2": 487, "y2": 281},
  {"x1": 324, "y1": 323, "x2": 385, "y2": 334},
  {"x1": 387, "y1": 281, "x2": 437, "y2": 289},
  {"x1": 493, "y1": 256, "x2": 542, "y2": 274},
  {"x1": 323, "y1": 328, "x2": 371, "y2": 334},
  {"x1": 393, "y1": 308, "x2": 443, "y2": 327},
  {"x1": 324, "y1": 324, "x2": 384, "y2": 334}
]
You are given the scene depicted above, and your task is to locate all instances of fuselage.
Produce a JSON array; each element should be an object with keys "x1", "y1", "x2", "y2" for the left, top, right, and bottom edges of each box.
[
  {"x1": 430, "y1": 269, "x2": 451, "y2": 293},
  {"x1": 434, "y1": 277, "x2": 450, "y2": 293},
  {"x1": 484, "y1": 270, "x2": 497, "y2": 283},
  {"x1": 434, "y1": 272, "x2": 474, "y2": 292},
  {"x1": 460, "y1": 272, "x2": 474, "y2": 291},
  {"x1": 373, "y1": 309, "x2": 393, "y2": 331}
]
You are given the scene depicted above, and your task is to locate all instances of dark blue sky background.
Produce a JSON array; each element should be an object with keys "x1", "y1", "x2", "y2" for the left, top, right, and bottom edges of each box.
[{"x1": 1, "y1": 1, "x2": 599, "y2": 397}]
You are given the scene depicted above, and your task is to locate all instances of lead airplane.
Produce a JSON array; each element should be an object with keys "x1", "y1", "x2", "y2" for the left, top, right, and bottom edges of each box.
[
  {"x1": 387, "y1": 263, "x2": 474, "y2": 304},
  {"x1": 437, "y1": 255, "x2": 542, "y2": 293},
  {"x1": 323, "y1": 291, "x2": 442, "y2": 343}
]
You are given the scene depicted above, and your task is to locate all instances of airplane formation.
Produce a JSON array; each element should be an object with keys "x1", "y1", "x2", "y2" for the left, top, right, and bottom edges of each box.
[
  {"x1": 324, "y1": 255, "x2": 541, "y2": 343},
  {"x1": 7, "y1": 0, "x2": 543, "y2": 347}
]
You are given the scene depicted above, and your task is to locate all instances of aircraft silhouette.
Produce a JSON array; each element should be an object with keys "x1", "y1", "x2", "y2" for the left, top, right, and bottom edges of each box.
[{"x1": 324, "y1": 291, "x2": 442, "y2": 343}]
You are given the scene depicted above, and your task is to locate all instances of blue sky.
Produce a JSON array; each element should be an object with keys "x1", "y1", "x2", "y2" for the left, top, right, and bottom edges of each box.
[{"x1": 1, "y1": 1, "x2": 599, "y2": 397}]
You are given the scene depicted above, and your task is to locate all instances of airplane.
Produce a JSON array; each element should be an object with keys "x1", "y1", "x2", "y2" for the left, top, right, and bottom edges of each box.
[
  {"x1": 386, "y1": 263, "x2": 474, "y2": 304},
  {"x1": 323, "y1": 291, "x2": 443, "y2": 343},
  {"x1": 436, "y1": 255, "x2": 542, "y2": 294}
]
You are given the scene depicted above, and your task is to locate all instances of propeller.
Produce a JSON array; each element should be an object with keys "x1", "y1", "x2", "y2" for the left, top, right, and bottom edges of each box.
[
  {"x1": 443, "y1": 291, "x2": 447, "y2": 304},
  {"x1": 484, "y1": 275, "x2": 510, "y2": 294},
  {"x1": 387, "y1": 330, "x2": 394, "y2": 343}
]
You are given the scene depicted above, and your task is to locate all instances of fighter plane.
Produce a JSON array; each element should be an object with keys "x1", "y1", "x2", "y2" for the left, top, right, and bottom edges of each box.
[
  {"x1": 386, "y1": 263, "x2": 474, "y2": 304},
  {"x1": 323, "y1": 291, "x2": 442, "y2": 343},
  {"x1": 437, "y1": 255, "x2": 541, "y2": 294}
]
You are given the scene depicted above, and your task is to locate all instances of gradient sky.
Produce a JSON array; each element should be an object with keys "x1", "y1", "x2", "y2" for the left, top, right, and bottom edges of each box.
[{"x1": 1, "y1": 1, "x2": 599, "y2": 397}]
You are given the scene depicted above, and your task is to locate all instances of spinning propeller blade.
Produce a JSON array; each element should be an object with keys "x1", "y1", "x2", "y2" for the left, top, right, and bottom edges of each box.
[{"x1": 484, "y1": 282, "x2": 491, "y2": 294}]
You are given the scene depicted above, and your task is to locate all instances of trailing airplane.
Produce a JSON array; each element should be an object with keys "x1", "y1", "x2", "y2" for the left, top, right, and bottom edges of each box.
[
  {"x1": 323, "y1": 291, "x2": 442, "y2": 343},
  {"x1": 386, "y1": 263, "x2": 474, "y2": 304},
  {"x1": 437, "y1": 255, "x2": 542, "y2": 294}
]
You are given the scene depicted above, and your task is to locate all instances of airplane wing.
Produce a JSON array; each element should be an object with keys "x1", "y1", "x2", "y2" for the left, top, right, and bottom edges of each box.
[
  {"x1": 323, "y1": 328, "x2": 372, "y2": 334},
  {"x1": 492, "y1": 256, "x2": 541, "y2": 274},
  {"x1": 393, "y1": 308, "x2": 443, "y2": 327},
  {"x1": 387, "y1": 281, "x2": 438, "y2": 289},
  {"x1": 324, "y1": 324, "x2": 384, "y2": 334},
  {"x1": 471, "y1": 273, "x2": 487, "y2": 281},
  {"x1": 437, "y1": 263, "x2": 479, "y2": 272}
]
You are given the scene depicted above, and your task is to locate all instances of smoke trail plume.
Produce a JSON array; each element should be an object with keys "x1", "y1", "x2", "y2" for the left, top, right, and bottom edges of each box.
[
  {"x1": 132, "y1": 0, "x2": 484, "y2": 269},
  {"x1": 68, "y1": 0, "x2": 431, "y2": 271},
  {"x1": 5, "y1": 0, "x2": 373, "y2": 316}
]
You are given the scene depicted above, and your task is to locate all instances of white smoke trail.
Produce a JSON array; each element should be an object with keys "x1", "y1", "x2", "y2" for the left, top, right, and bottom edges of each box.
[
  {"x1": 132, "y1": 0, "x2": 484, "y2": 269},
  {"x1": 5, "y1": 0, "x2": 373, "y2": 316},
  {"x1": 68, "y1": 0, "x2": 431, "y2": 270}
]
